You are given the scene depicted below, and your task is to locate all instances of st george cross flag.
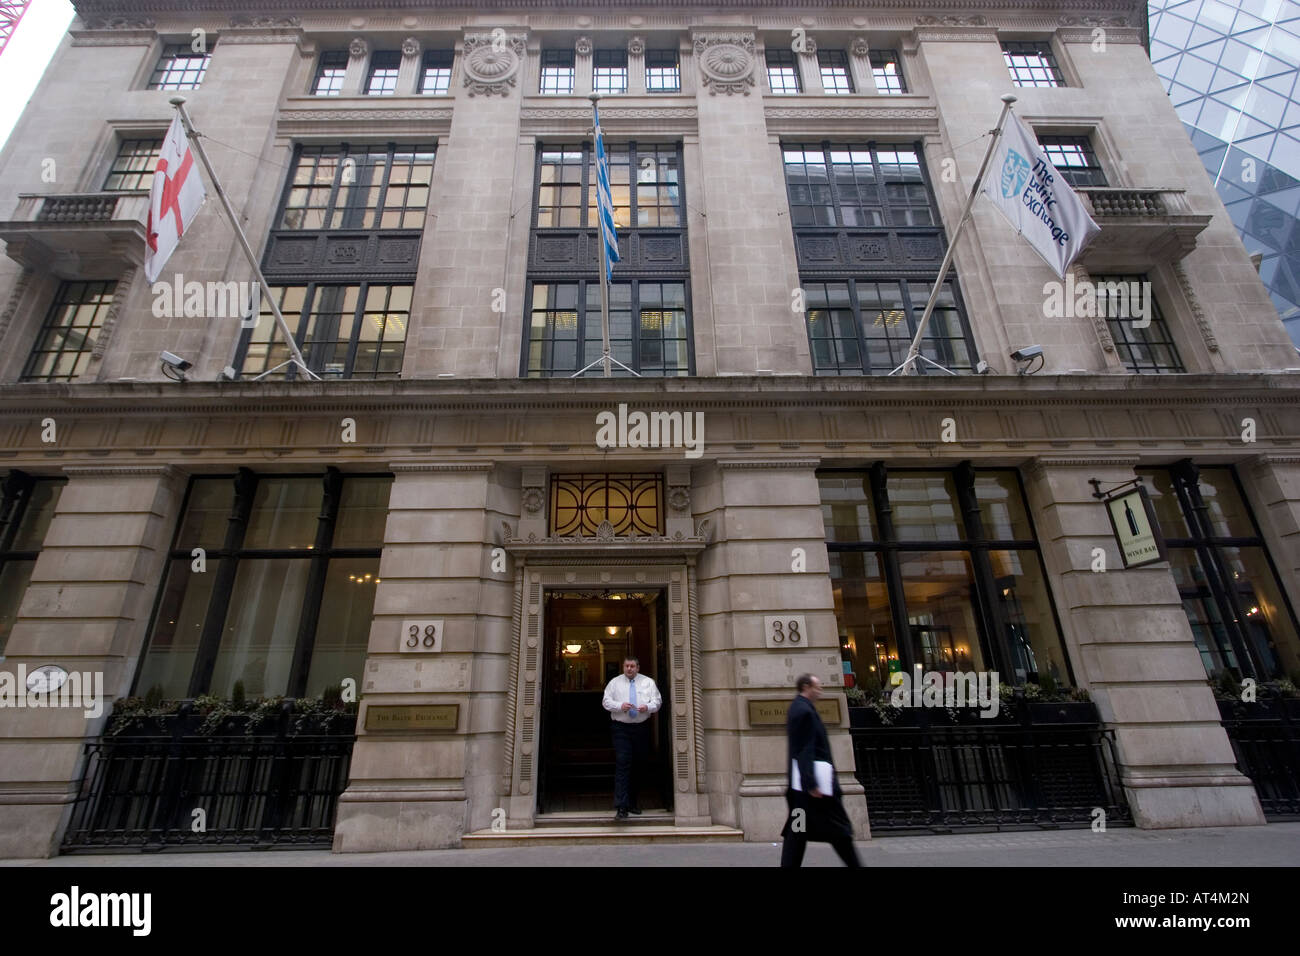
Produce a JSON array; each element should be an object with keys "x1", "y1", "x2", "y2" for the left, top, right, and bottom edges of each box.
[
  {"x1": 981, "y1": 111, "x2": 1099, "y2": 279},
  {"x1": 144, "y1": 114, "x2": 207, "y2": 283},
  {"x1": 593, "y1": 103, "x2": 620, "y2": 282}
]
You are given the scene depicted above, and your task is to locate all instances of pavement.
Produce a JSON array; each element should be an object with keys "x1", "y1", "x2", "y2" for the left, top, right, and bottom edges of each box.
[{"x1": 4, "y1": 821, "x2": 1298, "y2": 866}]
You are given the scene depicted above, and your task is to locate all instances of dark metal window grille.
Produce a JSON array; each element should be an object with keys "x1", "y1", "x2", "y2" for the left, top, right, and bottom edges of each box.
[
  {"x1": 541, "y1": 48, "x2": 576, "y2": 94},
  {"x1": 21, "y1": 281, "x2": 116, "y2": 382},
  {"x1": 1003, "y1": 41, "x2": 1065, "y2": 87},
  {"x1": 134, "y1": 471, "x2": 391, "y2": 700},
  {"x1": 420, "y1": 49, "x2": 454, "y2": 94},
  {"x1": 312, "y1": 51, "x2": 348, "y2": 95},
  {"x1": 277, "y1": 143, "x2": 435, "y2": 231},
  {"x1": 645, "y1": 49, "x2": 680, "y2": 92},
  {"x1": 148, "y1": 43, "x2": 212, "y2": 90},
  {"x1": 766, "y1": 48, "x2": 802, "y2": 94},
  {"x1": 103, "y1": 138, "x2": 162, "y2": 191},
  {"x1": 818, "y1": 50, "x2": 854, "y2": 94},
  {"x1": 549, "y1": 473, "x2": 665, "y2": 536},
  {"x1": 238, "y1": 283, "x2": 410, "y2": 380},
  {"x1": 594, "y1": 49, "x2": 628, "y2": 94},
  {"x1": 1094, "y1": 274, "x2": 1185, "y2": 373},
  {"x1": 869, "y1": 50, "x2": 906, "y2": 94},
  {"x1": 0, "y1": 473, "x2": 64, "y2": 654},
  {"x1": 1040, "y1": 136, "x2": 1108, "y2": 187},
  {"x1": 366, "y1": 51, "x2": 401, "y2": 95}
]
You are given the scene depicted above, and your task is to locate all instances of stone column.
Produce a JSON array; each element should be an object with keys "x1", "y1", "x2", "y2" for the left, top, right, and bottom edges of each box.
[
  {"x1": 627, "y1": 36, "x2": 646, "y2": 95},
  {"x1": 693, "y1": 460, "x2": 870, "y2": 841},
  {"x1": 398, "y1": 36, "x2": 422, "y2": 95},
  {"x1": 1023, "y1": 457, "x2": 1265, "y2": 828},
  {"x1": 333, "y1": 464, "x2": 517, "y2": 851},
  {"x1": 343, "y1": 37, "x2": 369, "y2": 95},
  {"x1": 0, "y1": 466, "x2": 184, "y2": 859}
]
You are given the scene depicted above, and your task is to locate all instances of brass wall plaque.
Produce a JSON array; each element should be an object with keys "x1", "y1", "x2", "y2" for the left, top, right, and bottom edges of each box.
[
  {"x1": 365, "y1": 704, "x2": 460, "y2": 732},
  {"x1": 747, "y1": 697, "x2": 842, "y2": 726}
]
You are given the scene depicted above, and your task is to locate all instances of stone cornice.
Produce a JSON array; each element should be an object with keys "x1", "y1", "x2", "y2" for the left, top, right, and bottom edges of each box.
[{"x1": 74, "y1": 0, "x2": 1143, "y2": 12}]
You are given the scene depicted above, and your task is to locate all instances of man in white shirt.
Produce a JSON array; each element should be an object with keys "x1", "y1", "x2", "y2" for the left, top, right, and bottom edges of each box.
[{"x1": 602, "y1": 656, "x2": 662, "y2": 820}]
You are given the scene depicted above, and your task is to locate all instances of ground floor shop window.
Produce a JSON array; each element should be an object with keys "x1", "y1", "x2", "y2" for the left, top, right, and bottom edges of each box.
[{"x1": 135, "y1": 470, "x2": 391, "y2": 699}]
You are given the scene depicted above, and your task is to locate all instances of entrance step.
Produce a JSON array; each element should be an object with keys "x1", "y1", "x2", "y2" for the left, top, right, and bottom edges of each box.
[
  {"x1": 534, "y1": 810, "x2": 672, "y2": 827},
  {"x1": 463, "y1": 819, "x2": 743, "y2": 847}
]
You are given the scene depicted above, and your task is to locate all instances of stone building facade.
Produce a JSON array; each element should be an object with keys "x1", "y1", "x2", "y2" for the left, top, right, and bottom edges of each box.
[{"x1": 0, "y1": 0, "x2": 1297, "y2": 857}]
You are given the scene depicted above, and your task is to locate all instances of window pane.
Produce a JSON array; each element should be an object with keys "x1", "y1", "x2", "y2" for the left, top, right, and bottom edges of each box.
[
  {"x1": 332, "y1": 477, "x2": 393, "y2": 548},
  {"x1": 829, "y1": 550, "x2": 896, "y2": 693},
  {"x1": 646, "y1": 50, "x2": 680, "y2": 92},
  {"x1": 208, "y1": 559, "x2": 310, "y2": 698},
  {"x1": 1139, "y1": 468, "x2": 1192, "y2": 538},
  {"x1": 1197, "y1": 468, "x2": 1258, "y2": 538},
  {"x1": 898, "y1": 551, "x2": 992, "y2": 674},
  {"x1": 135, "y1": 557, "x2": 220, "y2": 698},
  {"x1": 305, "y1": 557, "x2": 381, "y2": 697},
  {"x1": 887, "y1": 472, "x2": 965, "y2": 541},
  {"x1": 173, "y1": 478, "x2": 236, "y2": 551},
  {"x1": 149, "y1": 44, "x2": 213, "y2": 91},
  {"x1": 1171, "y1": 548, "x2": 1242, "y2": 677},
  {"x1": 243, "y1": 478, "x2": 322, "y2": 550},
  {"x1": 766, "y1": 49, "x2": 801, "y2": 94},
  {"x1": 1223, "y1": 546, "x2": 1300, "y2": 680},
  {"x1": 989, "y1": 550, "x2": 1071, "y2": 685},
  {"x1": 974, "y1": 471, "x2": 1034, "y2": 540},
  {"x1": 820, "y1": 474, "x2": 877, "y2": 542},
  {"x1": 10, "y1": 480, "x2": 63, "y2": 552}
]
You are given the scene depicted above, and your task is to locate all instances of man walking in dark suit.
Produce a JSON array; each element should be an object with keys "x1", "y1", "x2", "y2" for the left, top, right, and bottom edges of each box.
[{"x1": 781, "y1": 673, "x2": 862, "y2": 867}]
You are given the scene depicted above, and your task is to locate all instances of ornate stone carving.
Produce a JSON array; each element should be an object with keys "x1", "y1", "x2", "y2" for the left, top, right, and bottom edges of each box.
[
  {"x1": 1059, "y1": 15, "x2": 1129, "y2": 27},
  {"x1": 402, "y1": 36, "x2": 420, "y2": 57},
  {"x1": 521, "y1": 486, "x2": 544, "y2": 515},
  {"x1": 575, "y1": 35, "x2": 593, "y2": 56},
  {"x1": 93, "y1": 266, "x2": 135, "y2": 361},
  {"x1": 349, "y1": 37, "x2": 368, "y2": 58},
  {"x1": 0, "y1": 270, "x2": 32, "y2": 344},
  {"x1": 765, "y1": 107, "x2": 937, "y2": 119},
  {"x1": 1173, "y1": 260, "x2": 1220, "y2": 353},
  {"x1": 667, "y1": 486, "x2": 690, "y2": 513},
  {"x1": 851, "y1": 35, "x2": 871, "y2": 57},
  {"x1": 230, "y1": 15, "x2": 301, "y2": 28},
  {"x1": 81, "y1": 16, "x2": 155, "y2": 30},
  {"x1": 916, "y1": 14, "x2": 989, "y2": 26},
  {"x1": 596, "y1": 519, "x2": 615, "y2": 542},
  {"x1": 694, "y1": 34, "x2": 756, "y2": 96},
  {"x1": 627, "y1": 35, "x2": 645, "y2": 56},
  {"x1": 279, "y1": 108, "x2": 452, "y2": 123},
  {"x1": 800, "y1": 36, "x2": 818, "y2": 54},
  {"x1": 462, "y1": 32, "x2": 526, "y2": 97},
  {"x1": 1071, "y1": 265, "x2": 1117, "y2": 354}
]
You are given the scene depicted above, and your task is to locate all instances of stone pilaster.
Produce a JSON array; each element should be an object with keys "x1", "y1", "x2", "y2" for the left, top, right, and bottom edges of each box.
[
  {"x1": 1238, "y1": 456, "x2": 1300, "y2": 672},
  {"x1": 1023, "y1": 457, "x2": 1265, "y2": 828},
  {"x1": 332, "y1": 464, "x2": 517, "y2": 851},
  {"x1": 0, "y1": 466, "x2": 184, "y2": 859}
]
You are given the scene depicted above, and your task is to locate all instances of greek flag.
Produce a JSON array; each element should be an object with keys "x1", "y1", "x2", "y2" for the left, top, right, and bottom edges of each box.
[{"x1": 593, "y1": 103, "x2": 620, "y2": 282}]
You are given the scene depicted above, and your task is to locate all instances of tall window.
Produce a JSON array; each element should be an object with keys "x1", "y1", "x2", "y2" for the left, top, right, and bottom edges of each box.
[
  {"x1": 818, "y1": 50, "x2": 854, "y2": 94},
  {"x1": 239, "y1": 283, "x2": 410, "y2": 380},
  {"x1": 366, "y1": 51, "x2": 401, "y2": 95},
  {"x1": 135, "y1": 472, "x2": 392, "y2": 700},
  {"x1": 541, "y1": 49, "x2": 576, "y2": 94},
  {"x1": 103, "y1": 138, "x2": 162, "y2": 191},
  {"x1": 645, "y1": 50, "x2": 680, "y2": 92},
  {"x1": 1142, "y1": 463, "x2": 1300, "y2": 683},
  {"x1": 1095, "y1": 274, "x2": 1185, "y2": 373},
  {"x1": 312, "y1": 51, "x2": 348, "y2": 95},
  {"x1": 420, "y1": 49, "x2": 454, "y2": 94},
  {"x1": 594, "y1": 49, "x2": 628, "y2": 94},
  {"x1": 1040, "y1": 135, "x2": 1107, "y2": 187},
  {"x1": 783, "y1": 143, "x2": 976, "y2": 374},
  {"x1": 21, "y1": 281, "x2": 116, "y2": 383},
  {"x1": 526, "y1": 141, "x2": 691, "y2": 376},
  {"x1": 0, "y1": 474, "x2": 64, "y2": 655},
  {"x1": 1003, "y1": 40, "x2": 1065, "y2": 87},
  {"x1": 823, "y1": 466, "x2": 1072, "y2": 690},
  {"x1": 766, "y1": 48, "x2": 802, "y2": 94},
  {"x1": 277, "y1": 144, "x2": 435, "y2": 231},
  {"x1": 148, "y1": 43, "x2": 213, "y2": 90},
  {"x1": 869, "y1": 50, "x2": 906, "y2": 94}
]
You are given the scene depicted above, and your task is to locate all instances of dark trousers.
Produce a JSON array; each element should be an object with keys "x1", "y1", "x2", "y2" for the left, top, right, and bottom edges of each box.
[
  {"x1": 780, "y1": 830, "x2": 862, "y2": 868},
  {"x1": 611, "y1": 720, "x2": 649, "y2": 809}
]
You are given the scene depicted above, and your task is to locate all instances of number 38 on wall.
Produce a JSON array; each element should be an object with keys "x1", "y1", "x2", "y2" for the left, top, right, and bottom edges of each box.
[
  {"x1": 399, "y1": 619, "x2": 444, "y2": 653},
  {"x1": 763, "y1": 615, "x2": 807, "y2": 649}
]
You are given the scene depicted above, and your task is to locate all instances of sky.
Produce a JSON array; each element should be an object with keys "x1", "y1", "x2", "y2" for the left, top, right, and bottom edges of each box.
[{"x1": 0, "y1": 0, "x2": 75, "y2": 153}]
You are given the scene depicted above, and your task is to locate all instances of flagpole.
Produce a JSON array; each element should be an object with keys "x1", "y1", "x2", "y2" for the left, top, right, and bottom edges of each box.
[
  {"x1": 573, "y1": 94, "x2": 638, "y2": 379},
  {"x1": 890, "y1": 94, "x2": 1017, "y2": 376},
  {"x1": 167, "y1": 97, "x2": 320, "y2": 382}
]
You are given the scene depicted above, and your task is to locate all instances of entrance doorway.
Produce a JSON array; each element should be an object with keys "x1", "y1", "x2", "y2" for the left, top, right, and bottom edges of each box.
[{"x1": 538, "y1": 590, "x2": 671, "y2": 814}]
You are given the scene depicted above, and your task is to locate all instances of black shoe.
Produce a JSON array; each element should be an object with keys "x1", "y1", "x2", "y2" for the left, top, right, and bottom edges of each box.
[
  {"x1": 628, "y1": 807, "x2": 642, "y2": 815},
  {"x1": 615, "y1": 808, "x2": 629, "y2": 820}
]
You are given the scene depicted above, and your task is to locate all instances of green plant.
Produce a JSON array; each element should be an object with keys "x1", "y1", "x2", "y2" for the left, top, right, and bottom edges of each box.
[
  {"x1": 143, "y1": 684, "x2": 165, "y2": 710},
  {"x1": 1214, "y1": 671, "x2": 1243, "y2": 701},
  {"x1": 231, "y1": 680, "x2": 246, "y2": 710},
  {"x1": 844, "y1": 686, "x2": 867, "y2": 707},
  {"x1": 1038, "y1": 673, "x2": 1059, "y2": 698}
]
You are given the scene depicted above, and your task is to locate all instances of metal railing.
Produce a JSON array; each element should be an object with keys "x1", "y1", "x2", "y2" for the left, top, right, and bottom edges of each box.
[
  {"x1": 850, "y1": 722, "x2": 1130, "y2": 832},
  {"x1": 1220, "y1": 698, "x2": 1300, "y2": 818},
  {"x1": 61, "y1": 718, "x2": 356, "y2": 851}
]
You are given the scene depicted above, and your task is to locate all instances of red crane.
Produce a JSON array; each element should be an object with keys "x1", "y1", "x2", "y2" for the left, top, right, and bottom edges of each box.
[{"x1": 0, "y1": 0, "x2": 33, "y2": 59}]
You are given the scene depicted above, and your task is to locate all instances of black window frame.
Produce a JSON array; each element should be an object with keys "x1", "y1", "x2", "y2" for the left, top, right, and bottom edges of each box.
[
  {"x1": 419, "y1": 49, "x2": 454, "y2": 94},
  {"x1": 0, "y1": 472, "x2": 65, "y2": 655},
  {"x1": 273, "y1": 142, "x2": 437, "y2": 233},
  {"x1": 365, "y1": 50, "x2": 402, "y2": 95},
  {"x1": 1040, "y1": 135, "x2": 1108, "y2": 187},
  {"x1": 593, "y1": 48, "x2": 629, "y2": 94},
  {"x1": 147, "y1": 42, "x2": 213, "y2": 91},
  {"x1": 1094, "y1": 273, "x2": 1186, "y2": 374},
  {"x1": 821, "y1": 463, "x2": 1075, "y2": 687},
  {"x1": 21, "y1": 280, "x2": 117, "y2": 383},
  {"x1": 103, "y1": 137, "x2": 162, "y2": 192},
  {"x1": 312, "y1": 50, "x2": 349, "y2": 96},
  {"x1": 868, "y1": 49, "x2": 907, "y2": 94},
  {"x1": 133, "y1": 470, "x2": 391, "y2": 701},
  {"x1": 817, "y1": 49, "x2": 854, "y2": 94},
  {"x1": 1002, "y1": 40, "x2": 1065, "y2": 88},
  {"x1": 645, "y1": 49, "x2": 681, "y2": 92},
  {"x1": 540, "y1": 48, "x2": 576, "y2": 94},
  {"x1": 765, "y1": 47, "x2": 802, "y2": 94}
]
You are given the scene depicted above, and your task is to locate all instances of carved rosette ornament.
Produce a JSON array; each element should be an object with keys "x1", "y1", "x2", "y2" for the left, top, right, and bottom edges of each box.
[
  {"x1": 628, "y1": 35, "x2": 645, "y2": 56},
  {"x1": 462, "y1": 32, "x2": 526, "y2": 96},
  {"x1": 667, "y1": 486, "x2": 690, "y2": 514},
  {"x1": 402, "y1": 36, "x2": 420, "y2": 57},
  {"x1": 349, "y1": 37, "x2": 368, "y2": 58},
  {"x1": 694, "y1": 34, "x2": 756, "y2": 96},
  {"x1": 521, "y1": 486, "x2": 545, "y2": 515},
  {"x1": 575, "y1": 35, "x2": 593, "y2": 56},
  {"x1": 851, "y1": 36, "x2": 871, "y2": 57}
]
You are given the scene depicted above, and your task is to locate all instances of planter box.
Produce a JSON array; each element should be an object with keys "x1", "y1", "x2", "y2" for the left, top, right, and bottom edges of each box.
[{"x1": 1025, "y1": 701, "x2": 1099, "y2": 725}]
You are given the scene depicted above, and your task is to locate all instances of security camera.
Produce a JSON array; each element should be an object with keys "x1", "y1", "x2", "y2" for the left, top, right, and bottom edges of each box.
[
  {"x1": 975, "y1": 360, "x2": 991, "y2": 375},
  {"x1": 1009, "y1": 345, "x2": 1043, "y2": 362},
  {"x1": 218, "y1": 365, "x2": 238, "y2": 382},
  {"x1": 160, "y1": 350, "x2": 193, "y2": 382}
]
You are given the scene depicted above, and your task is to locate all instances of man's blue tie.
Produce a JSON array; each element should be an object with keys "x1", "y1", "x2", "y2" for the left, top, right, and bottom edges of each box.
[{"x1": 628, "y1": 675, "x2": 637, "y2": 718}]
